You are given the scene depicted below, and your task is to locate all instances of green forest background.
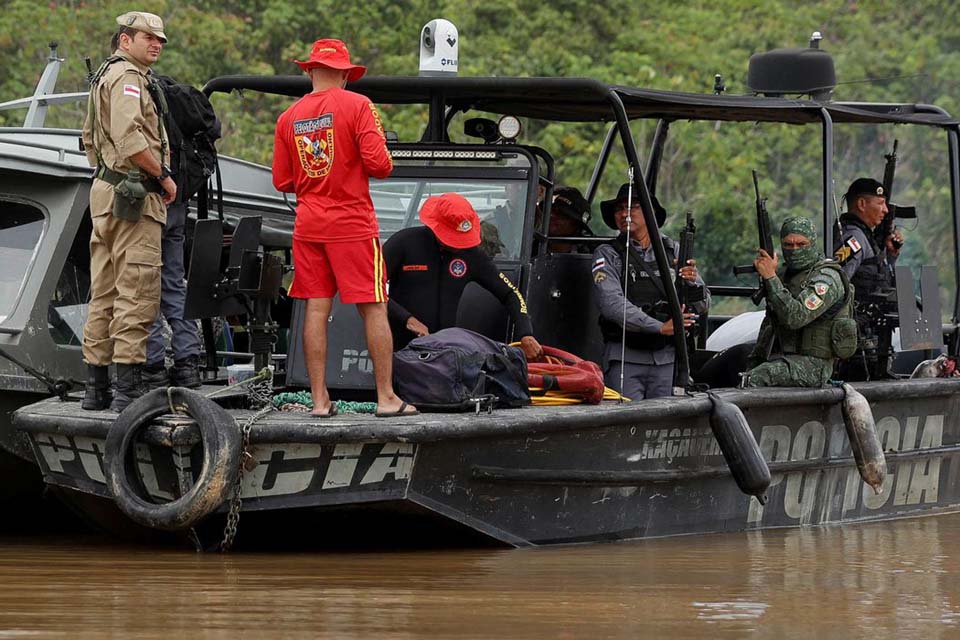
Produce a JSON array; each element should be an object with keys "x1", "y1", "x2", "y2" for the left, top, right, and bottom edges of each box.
[{"x1": 2, "y1": 0, "x2": 960, "y2": 314}]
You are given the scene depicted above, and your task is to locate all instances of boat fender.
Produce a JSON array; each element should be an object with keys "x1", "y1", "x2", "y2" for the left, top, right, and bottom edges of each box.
[
  {"x1": 707, "y1": 393, "x2": 771, "y2": 504},
  {"x1": 105, "y1": 387, "x2": 241, "y2": 531},
  {"x1": 840, "y1": 383, "x2": 886, "y2": 494}
]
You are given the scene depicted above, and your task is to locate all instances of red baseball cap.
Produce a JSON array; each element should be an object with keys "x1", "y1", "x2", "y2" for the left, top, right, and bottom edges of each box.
[
  {"x1": 294, "y1": 39, "x2": 367, "y2": 82},
  {"x1": 419, "y1": 193, "x2": 482, "y2": 249}
]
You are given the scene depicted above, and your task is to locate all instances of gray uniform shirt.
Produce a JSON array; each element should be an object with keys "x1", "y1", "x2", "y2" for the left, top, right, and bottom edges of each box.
[
  {"x1": 592, "y1": 237, "x2": 710, "y2": 365},
  {"x1": 833, "y1": 221, "x2": 897, "y2": 281}
]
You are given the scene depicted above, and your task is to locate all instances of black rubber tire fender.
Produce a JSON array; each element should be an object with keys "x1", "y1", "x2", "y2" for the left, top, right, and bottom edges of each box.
[{"x1": 105, "y1": 386, "x2": 241, "y2": 531}]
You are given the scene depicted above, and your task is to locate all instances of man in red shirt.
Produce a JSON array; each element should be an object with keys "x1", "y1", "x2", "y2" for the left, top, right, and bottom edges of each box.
[{"x1": 273, "y1": 39, "x2": 416, "y2": 418}]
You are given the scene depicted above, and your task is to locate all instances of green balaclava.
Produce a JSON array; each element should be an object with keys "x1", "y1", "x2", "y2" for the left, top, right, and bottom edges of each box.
[{"x1": 779, "y1": 216, "x2": 820, "y2": 271}]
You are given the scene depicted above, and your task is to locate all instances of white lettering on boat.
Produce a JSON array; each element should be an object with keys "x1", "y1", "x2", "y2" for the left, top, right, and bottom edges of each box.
[
  {"x1": 31, "y1": 434, "x2": 415, "y2": 499},
  {"x1": 747, "y1": 414, "x2": 945, "y2": 524},
  {"x1": 630, "y1": 428, "x2": 722, "y2": 462},
  {"x1": 341, "y1": 348, "x2": 373, "y2": 373}
]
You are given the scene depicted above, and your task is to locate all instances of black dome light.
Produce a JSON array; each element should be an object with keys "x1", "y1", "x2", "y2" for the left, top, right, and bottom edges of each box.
[{"x1": 747, "y1": 32, "x2": 837, "y2": 101}]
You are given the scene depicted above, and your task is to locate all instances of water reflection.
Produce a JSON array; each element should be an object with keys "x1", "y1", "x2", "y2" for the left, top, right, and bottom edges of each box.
[{"x1": 1, "y1": 514, "x2": 959, "y2": 638}]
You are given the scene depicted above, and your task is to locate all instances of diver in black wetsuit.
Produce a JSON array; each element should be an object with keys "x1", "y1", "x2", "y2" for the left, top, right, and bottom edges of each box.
[{"x1": 383, "y1": 192, "x2": 543, "y2": 359}]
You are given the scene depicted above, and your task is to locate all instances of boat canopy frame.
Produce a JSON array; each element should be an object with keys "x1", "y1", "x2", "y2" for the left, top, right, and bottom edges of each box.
[{"x1": 203, "y1": 74, "x2": 960, "y2": 393}]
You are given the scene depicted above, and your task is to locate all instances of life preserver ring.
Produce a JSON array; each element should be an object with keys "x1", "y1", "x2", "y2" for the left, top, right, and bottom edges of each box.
[
  {"x1": 105, "y1": 387, "x2": 241, "y2": 531},
  {"x1": 527, "y1": 346, "x2": 606, "y2": 404}
]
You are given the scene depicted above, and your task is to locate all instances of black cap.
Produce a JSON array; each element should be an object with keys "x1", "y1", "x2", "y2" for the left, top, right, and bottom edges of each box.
[
  {"x1": 599, "y1": 182, "x2": 667, "y2": 230},
  {"x1": 550, "y1": 186, "x2": 592, "y2": 233},
  {"x1": 845, "y1": 177, "x2": 885, "y2": 202}
]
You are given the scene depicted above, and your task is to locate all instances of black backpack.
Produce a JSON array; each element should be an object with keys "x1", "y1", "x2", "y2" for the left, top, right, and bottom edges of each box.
[
  {"x1": 150, "y1": 74, "x2": 222, "y2": 204},
  {"x1": 392, "y1": 328, "x2": 530, "y2": 412}
]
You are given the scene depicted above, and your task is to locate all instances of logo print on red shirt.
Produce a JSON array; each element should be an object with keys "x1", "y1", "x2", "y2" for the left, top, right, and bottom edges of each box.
[
  {"x1": 294, "y1": 113, "x2": 335, "y2": 178},
  {"x1": 449, "y1": 258, "x2": 468, "y2": 278}
]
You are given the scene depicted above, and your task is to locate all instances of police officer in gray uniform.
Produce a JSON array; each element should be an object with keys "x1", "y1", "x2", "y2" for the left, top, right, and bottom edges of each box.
[
  {"x1": 143, "y1": 199, "x2": 203, "y2": 388},
  {"x1": 832, "y1": 177, "x2": 904, "y2": 380},
  {"x1": 591, "y1": 184, "x2": 709, "y2": 400}
]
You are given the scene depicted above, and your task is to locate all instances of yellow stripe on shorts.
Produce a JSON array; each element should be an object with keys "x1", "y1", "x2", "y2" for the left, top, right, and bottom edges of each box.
[{"x1": 372, "y1": 238, "x2": 384, "y2": 302}]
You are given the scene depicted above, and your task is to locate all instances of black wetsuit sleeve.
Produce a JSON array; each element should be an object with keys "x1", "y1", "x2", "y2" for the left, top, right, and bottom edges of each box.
[
  {"x1": 383, "y1": 234, "x2": 413, "y2": 326},
  {"x1": 472, "y1": 253, "x2": 535, "y2": 338}
]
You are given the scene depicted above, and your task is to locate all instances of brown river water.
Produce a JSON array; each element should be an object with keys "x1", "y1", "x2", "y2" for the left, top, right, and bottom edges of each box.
[{"x1": 2, "y1": 514, "x2": 960, "y2": 639}]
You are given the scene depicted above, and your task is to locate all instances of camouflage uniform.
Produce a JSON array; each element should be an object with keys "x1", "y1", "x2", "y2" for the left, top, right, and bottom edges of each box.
[{"x1": 745, "y1": 217, "x2": 855, "y2": 388}]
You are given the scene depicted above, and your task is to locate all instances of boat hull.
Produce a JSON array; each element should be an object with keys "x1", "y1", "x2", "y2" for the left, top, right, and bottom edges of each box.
[{"x1": 14, "y1": 379, "x2": 960, "y2": 547}]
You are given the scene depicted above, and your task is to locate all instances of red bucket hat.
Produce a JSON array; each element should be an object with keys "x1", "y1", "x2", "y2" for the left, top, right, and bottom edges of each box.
[
  {"x1": 294, "y1": 39, "x2": 367, "y2": 82},
  {"x1": 419, "y1": 193, "x2": 482, "y2": 249}
]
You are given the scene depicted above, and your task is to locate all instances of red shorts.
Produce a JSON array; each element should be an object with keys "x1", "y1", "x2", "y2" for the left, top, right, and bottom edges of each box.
[{"x1": 289, "y1": 237, "x2": 387, "y2": 304}]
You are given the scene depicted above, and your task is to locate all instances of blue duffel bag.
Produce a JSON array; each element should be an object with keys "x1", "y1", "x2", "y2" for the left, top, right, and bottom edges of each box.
[{"x1": 392, "y1": 328, "x2": 530, "y2": 411}]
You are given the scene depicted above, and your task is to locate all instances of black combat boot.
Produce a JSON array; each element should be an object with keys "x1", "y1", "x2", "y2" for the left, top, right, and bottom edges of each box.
[
  {"x1": 111, "y1": 363, "x2": 148, "y2": 413},
  {"x1": 170, "y1": 355, "x2": 201, "y2": 389},
  {"x1": 81, "y1": 364, "x2": 112, "y2": 411},
  {"x1": 142, "y1": 361, "x2": 170, "y2": 390}
]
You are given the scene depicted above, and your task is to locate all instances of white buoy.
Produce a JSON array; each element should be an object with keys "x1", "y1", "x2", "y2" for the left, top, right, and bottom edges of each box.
[{"x1": 419, "y1": 19, "x2": 459, "y2": 76}]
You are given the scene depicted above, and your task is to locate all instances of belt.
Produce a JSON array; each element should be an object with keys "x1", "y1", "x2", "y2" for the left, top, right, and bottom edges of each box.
[{"x1": 94, "y1": 166, "x2": 161, "y2": 193}]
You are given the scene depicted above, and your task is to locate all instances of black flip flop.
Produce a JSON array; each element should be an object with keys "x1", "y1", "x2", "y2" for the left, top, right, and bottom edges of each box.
[
  {"x1": 375, "y1": 401, "x2": 419, "y2": 418},
  {"x1": 312, "y1": 403, "x2": 338, "y2": 419}
]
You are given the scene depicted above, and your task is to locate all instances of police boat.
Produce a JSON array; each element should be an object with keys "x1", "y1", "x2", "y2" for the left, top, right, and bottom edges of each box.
[{"x1": 10, "y1": 30, "x2": 960, "y2": 548}]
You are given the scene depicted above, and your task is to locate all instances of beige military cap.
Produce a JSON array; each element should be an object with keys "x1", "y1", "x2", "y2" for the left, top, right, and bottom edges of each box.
[{"x1": 115, "y1": 11, "x2": 167, "y2": 43}]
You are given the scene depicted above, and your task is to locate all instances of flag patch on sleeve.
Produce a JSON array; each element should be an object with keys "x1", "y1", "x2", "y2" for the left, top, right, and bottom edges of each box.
[
  {"x1": 592, "y1": 257, "x2": 606, "y2": 273},
  {"x1": 123, "y1": 84, "x2": 141, "y2": 98},
  {"x1": 804, "y1": 293, "x2": 824, "y2": 310},
  {"x1": 846, "y1": 237, "x2": 862, "y2": 253},
  {"x1": 813, "y1": 282, "x2": 829, "y2": 296}
]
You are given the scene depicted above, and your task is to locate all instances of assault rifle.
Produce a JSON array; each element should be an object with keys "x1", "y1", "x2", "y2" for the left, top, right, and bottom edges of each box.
[
  {"x1": 732, "y1": 170, "x2": 774, "y2": 305},
  {"x1": 675, "y1": 211, "x2": 704, "y2": 309},
  {"x1": 875, "y1": 139, "x2": 917, "y2": 250},
  {"x1": 877, "y1": 140, "x2": 901, "y2": 249}
]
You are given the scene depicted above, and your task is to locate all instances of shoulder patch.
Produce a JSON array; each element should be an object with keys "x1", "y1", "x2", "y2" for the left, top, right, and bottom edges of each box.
[
  {"x1": 804, "y1": 293, "x2": 824, "y2": 310},
  {"x1": 594, "y1": 271, "x2": 607, "y2": 284},
  {"x1": 834, "y1": 245, "x2": 852, "y2": 263},
  {"x1": 814, "y1": 282, "x2": 829, "y2": 296},
  {"x1": 122, "y1": 84, "x2": 141, "y2": 98},
  {"x1": 592, "y1": 257, "x2": 606, "y2": 273},
  {"x1": 846, "y1": 237, "x2": 862, "y2": 253}
]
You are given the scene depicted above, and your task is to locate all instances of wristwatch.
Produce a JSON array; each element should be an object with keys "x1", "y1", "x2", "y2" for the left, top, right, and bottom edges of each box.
[{"x1": 157, "y1": 164, "x2": 172, "y2": 180}]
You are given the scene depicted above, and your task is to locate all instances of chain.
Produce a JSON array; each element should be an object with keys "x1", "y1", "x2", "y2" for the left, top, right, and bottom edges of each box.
[
  {"x1": 218, "y1": 404, "x2": 273, "y2": 552},
  {"x1": 247, "y1": 376, "x2": 274, "y2": 410}
]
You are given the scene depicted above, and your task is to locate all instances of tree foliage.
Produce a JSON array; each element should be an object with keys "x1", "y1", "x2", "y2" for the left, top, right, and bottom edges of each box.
[{"x1": 3, "y1": 0, "x2": 960, "y2": 315}]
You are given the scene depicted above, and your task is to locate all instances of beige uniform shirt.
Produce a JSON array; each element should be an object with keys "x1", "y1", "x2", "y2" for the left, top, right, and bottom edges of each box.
[{"x1": 81, "y1": 51, "x2": 168, "y2": 223}]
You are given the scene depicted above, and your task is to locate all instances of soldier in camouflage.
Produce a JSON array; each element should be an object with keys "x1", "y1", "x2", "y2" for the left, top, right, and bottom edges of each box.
[{"x1": 743, "y1": 216, "x2": 856, "y2": 388}]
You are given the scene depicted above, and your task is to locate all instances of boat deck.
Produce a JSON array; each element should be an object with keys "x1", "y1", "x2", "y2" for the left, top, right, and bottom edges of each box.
[{"x1": 17, "y1": 378, "x2": 960, "y2": 447}]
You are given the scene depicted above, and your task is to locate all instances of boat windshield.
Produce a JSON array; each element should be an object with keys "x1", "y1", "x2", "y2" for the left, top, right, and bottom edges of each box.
[
  {"x1": 0, "y1": 201, "x2": 44, "y2": 322},
  {"x1": 371, "y1": 178, "x2": 529, "y2": 259}
]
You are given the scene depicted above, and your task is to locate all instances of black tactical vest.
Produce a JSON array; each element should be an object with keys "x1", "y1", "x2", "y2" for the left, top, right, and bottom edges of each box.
[
  {"x1": 838, "y1": 213, "x2": 892, "y2": 292},
  {"x1": 598, "y1": 234, "x2": 676, "y2": 351}
]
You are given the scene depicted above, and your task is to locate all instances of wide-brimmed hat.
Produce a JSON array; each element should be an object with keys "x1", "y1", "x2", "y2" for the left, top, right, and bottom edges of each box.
[
  {"x1": 551, "y1": 186, "x2": 593, "y2": 234},
  {"x1": 600, "y1": 182, "x2": 667, "y2": 230},
  {"x1": 295, "y1": 39, "x2": 366, "y2": 82},
  {"x1": 116, "y1": 11, "x2": 167, "y2": 43},
  {"x1": 420, "y1": 193, "x2": 481, "y2": 249}
]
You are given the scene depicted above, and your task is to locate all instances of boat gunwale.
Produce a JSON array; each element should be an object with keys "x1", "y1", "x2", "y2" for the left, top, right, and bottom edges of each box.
[{"x1": 13, "y1": 377, "x2": 960, "y2": 446}]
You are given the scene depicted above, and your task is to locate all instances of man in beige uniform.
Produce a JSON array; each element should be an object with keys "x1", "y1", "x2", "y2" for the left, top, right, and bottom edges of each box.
[{"x1": 81, "y1": 11, "x2": 177, "y2": 412}]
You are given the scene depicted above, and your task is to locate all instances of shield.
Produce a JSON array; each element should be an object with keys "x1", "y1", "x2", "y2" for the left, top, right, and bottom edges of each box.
[{"x1": 294, "y1": 114, "x2": 335, "y2": 178}]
